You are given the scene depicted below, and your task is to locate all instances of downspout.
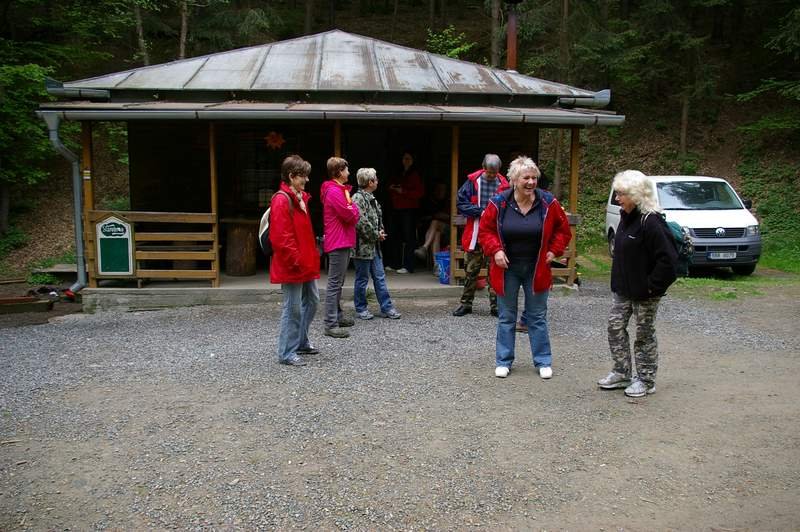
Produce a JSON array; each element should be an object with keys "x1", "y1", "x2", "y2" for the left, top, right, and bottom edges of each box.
[{"x1": 40, "y1": 112, "x2": 87, "y2": 295}]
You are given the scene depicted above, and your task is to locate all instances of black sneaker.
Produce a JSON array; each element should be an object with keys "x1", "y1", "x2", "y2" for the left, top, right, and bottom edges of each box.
[
  {"x1": 297, "y1": 345, "x2": 319, "y2": 355},
  {"x1": 452, "y1": 304, "x2": 472, "y2": 317},
  {"x1": 490, "y1": 308, "x2": 498, "y2": 317},
  {"x1": 280, "y1": 354, "x2": 307, "y2": 366}
]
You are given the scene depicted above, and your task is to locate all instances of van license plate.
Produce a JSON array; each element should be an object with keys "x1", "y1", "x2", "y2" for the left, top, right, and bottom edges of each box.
[{"x1": 709, "y1": 252, "x2": 736, "y2": 260}]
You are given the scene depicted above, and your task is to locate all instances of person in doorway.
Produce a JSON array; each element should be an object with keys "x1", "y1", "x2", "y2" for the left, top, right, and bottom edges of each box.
[
  {"x1": 597, "y1": 170, "x2": 677, "y2": 397},
  {"x1": 478, "y1": 156, "x2": 572, "y2": 379},
  {"x1": 452, "y1": 154, "x2": 509, "y2": 317},
  {"x1": 386, "y1": 151, "x2": 424, "y2": 274},
  {"x1": 414, "y1": 181, "x2": 451, "y2": 275},
  {"x1": 352, "y1": 168, "x2": 402, "y2": 320},
  {"x1": 320, "y1": 157, "x2": 360, "y2": 339},
  {"x1": 269, "y1": 155, "x2": 320, "y2": 367}
]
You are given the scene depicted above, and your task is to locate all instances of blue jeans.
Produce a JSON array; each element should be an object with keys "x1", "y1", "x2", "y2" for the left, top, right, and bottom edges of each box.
[
  {"x1": 277, "y1": 281, "x2": 319, "y2": 362},
  {"x1": 353, "y1": 253, "x2": 394, "y2": 314},
  {"x1": 496, "y1": 262, "x2": 552, "y2": 369}
]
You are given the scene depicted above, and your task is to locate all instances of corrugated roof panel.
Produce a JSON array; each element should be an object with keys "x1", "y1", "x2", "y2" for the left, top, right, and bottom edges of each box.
[
  {"x1": 318, "y1": 31, "x2": 381, "y2": 90},
  {"x1": 429, "y1": 56, "x2": 508, "y2": 94},
  {"x1": 252, "y1": 37, "x2": 318, "y2": 90},
  {"x1": 66, "y1": 71, "x2": 133, "y2": 89},
  {"x1": 495, "y1": 71, "x2": 593, "y2": 97},
  {"x1": 120, "y1": 57, "x2": 207, "y2": 89},
  {"x1": 186, "y1": 47, "x2": 267, "y2": 89},
  {"x1": 374, "y1": 42, "x2": 444, "y2": 92}
]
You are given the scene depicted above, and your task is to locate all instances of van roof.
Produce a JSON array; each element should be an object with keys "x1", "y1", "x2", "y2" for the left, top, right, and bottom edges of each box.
[{"x1": 647, "y1": 175, "x2": 728, "y2": 183}]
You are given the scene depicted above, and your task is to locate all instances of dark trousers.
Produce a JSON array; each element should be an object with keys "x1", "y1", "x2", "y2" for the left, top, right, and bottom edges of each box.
[{"x1": 387, "y1": 209, "x2": 418, "y2": 272}]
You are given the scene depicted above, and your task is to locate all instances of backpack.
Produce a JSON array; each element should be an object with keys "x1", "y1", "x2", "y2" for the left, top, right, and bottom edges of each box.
[
  {"x1": 258, "y1": 191, "x2": 292, "y2": 257},
  {"x1": 643, "y1": 212, "x2": 694, "y2": 276}
]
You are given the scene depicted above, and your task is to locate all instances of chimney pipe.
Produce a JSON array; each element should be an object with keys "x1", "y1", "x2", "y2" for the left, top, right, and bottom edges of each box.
[{"x1": 505, "y1": 0, "x2": 523, "y2": 71}]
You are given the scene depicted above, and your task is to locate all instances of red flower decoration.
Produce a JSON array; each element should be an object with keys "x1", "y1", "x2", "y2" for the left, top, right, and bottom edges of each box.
[{"x1": 265, "y1": 131, "x2": 285, "y2": 150}]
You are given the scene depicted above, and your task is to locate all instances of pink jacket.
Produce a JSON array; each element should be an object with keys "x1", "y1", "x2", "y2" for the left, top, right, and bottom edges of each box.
[{"x1": 321, "y1": 179, "x2": 360, "y2": 253}]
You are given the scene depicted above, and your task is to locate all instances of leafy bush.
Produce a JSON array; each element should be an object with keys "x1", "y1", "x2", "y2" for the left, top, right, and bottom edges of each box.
[
  {"x1": 426, "y1": 26, "x2": 477, "y2": 60},
  {"x1": 0, "y1": 226, "x2": 28, "y2": 259}
]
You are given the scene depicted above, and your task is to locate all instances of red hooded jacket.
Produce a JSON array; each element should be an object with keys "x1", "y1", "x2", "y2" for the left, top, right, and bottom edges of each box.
[
  {"x1": 268, "y1": 182, "x2": 321, "y2": 284},
  {"x1": 457, "y1": 169, "x2": 510, "y2": 252},
  {"x1": 478, "y1": 188, "x2": 572, "y2": 295}
]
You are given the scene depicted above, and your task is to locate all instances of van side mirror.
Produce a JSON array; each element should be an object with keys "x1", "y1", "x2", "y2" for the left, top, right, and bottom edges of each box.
[{"x1": 743, "y1": 198, "x2": 753, "y2": 209}]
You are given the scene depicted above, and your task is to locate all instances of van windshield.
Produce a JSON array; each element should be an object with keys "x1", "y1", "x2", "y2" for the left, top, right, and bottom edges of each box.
[{"x1": 656, "y1": 181, "x2": 743, "y2": 210}]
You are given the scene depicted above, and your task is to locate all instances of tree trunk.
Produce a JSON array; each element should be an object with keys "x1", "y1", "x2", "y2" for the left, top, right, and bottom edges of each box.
[
  {"x1": 178, "y1": 0, "x2": 189, "y2": 60},
  {"x1": 559, "y1": 0, "x2": 569, "y2": 82},
  {"x1": 553, "y1": 129, "x2": 564, "y2": 199},
  {"x1": 490, "y1": 0, "x2": 500, "y2": 67},
  {"x1": 304, "y1": 0, "x2": 314, "y2": 34},
  {"x1": 429, "y1": 0, "x2": 435, "y2": 30},
  {"x1": 133, "y1": 4, "x2": 149, "y2": 66},
  {"x1": 680, "y1": 90, "x2": 689, "y2": 156},
  {"x1": 329, "y1": 0, "x2": 335, "y2": 28},
  {"x1": 390, "y1": 0, "x2": 399, "y2": 40},
  {"x1": 439, "y1": 0, "x2": 446, "y2": 27},
  {"x1": 0, "y1": 181, "x2": 10, "y2": 235}
]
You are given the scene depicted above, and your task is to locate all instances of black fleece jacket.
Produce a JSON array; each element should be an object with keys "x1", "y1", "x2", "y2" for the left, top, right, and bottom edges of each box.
[{"x1": 611, "y1": 208, "x2": 678, "y2": 300}]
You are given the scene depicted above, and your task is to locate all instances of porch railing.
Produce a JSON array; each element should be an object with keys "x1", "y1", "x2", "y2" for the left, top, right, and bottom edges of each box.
[{"x1": 85, "y1": 210, "x2": 219, "y2": 287}]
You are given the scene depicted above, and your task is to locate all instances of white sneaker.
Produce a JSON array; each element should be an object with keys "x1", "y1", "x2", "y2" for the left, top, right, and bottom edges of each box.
[
  {"x1": 539, "y1": 366, "x2": 553, "y2": 379},
  {"x1": 495, "y1": 366, "x2": 509, "y2": 378},
  {"x1": 396, "y1": 268, "x2": 409, "y2": 274}
]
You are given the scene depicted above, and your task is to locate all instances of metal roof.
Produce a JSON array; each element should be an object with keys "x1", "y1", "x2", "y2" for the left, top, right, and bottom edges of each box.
[
  {"x1": 38, "y1": 100, "x2": 625, "y2": 126},
  {"x1": 63, "y1": 29, "x2": 595, "y2": 99}
]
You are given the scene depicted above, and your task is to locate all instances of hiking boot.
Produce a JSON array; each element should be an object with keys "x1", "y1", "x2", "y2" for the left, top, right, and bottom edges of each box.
[
  {"x1": 597, "y1": 371, "x2": 631, "y2": 390},
  {"x1": 495, "y1": 366, "x2": 510, "y2": 378},
  {"x1": 338, "y1": 316, "x2": 355, "y2": 327},
  {"x1": 297, "y1": 345, "x2": 319, "y2": 355},
  {"x1": 624, "y1": 379, "x2": 656, "y2": 397},
  {"x1": 539, "y1": 366, "x2": 553, "y2": 379},
  {"x1": 378, "y1": 308, "x2": 401, "y2": 319},
  {"x1": 324, "y1": 327, "x2": 350, "y2": 338},
  {"x1": 452, "y1": 304, "x2": 472, "y2": 316},
  {"x1": 280, "y1": 354, "x2": 307, "y2": 366},
  {"x1": 356, "y1": 310, "x2": 374, "y2": 320}
]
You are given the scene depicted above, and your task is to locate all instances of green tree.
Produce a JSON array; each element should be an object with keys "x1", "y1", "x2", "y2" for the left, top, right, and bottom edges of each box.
[
  {"x1": 0, "y1": 64, "x2": 52, "y2": 234},
  {"x1": 426, "y1": 25, "x2": 477, "y2": 59}
]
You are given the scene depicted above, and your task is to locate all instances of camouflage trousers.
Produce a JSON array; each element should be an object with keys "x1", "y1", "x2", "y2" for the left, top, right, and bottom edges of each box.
[
  {"x1": 460, "y1": 246, "x2": 497, "y2": 310},
  {"x1": 607, "y1": 293, "x2": 662, "y2": 386}
]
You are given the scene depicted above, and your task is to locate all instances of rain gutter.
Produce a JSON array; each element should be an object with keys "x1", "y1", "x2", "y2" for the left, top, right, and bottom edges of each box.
[
  {"x1": 558, "y1": 89, "x2": 611, "y2": 108},
  {"x1": 45, "y1": 78, "x2": 110, "y2": 99},
  {"x1": 38, "y1": 111, "x2": 87, "y2": 294},
  {"x1": 40, "y1": 108, "x2": 625, "y2": 126}
]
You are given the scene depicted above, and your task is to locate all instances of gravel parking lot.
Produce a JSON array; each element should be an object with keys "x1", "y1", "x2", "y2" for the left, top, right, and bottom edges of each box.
[{"x1": 1, "y1": 278, "x2": 799, "y2": 530}]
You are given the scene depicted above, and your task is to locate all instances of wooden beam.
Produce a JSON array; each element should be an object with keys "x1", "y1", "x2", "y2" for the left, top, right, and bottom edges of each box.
[
  {"x1": 81, "y1": 122, "x2": 97, "y2": 287},
  {"x1": 568, "y1": 127, "x2": 581, "y2": 286},
  {"x1": 134, "y1": 269, "x2": 218, "y2": 279},
  {"x1": 334, "y1": 120, "x2": 342, "y2": 157},
  {"x1": 209, "y1": 123, "x2": 219, "y2": 287},
  {"x1": 135, "y1": 232, "x2": 215, "y2": 242},
  {"x1": 449, "y1": 125, "x2": 459, "y2": 285},
  {"x1": 135, "y1": 251, "x2": 216, "y2": 261},
  {"x1": 88, "y1": 211, "x2": 216, "y2": 223}
]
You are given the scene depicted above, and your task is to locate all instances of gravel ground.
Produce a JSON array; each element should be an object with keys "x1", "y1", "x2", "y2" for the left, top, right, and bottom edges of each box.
[{"x1": 1, "y1": 278, "x2": 799, "y2": 530}]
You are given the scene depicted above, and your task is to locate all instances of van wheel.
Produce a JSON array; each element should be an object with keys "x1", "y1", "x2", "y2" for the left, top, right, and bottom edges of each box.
[
  {"x1": 732, "y1": 264, "x2": 756, "y2": 276},
  {"x1": 607, "y1": 230, "x2": 615, "y2": 258}
]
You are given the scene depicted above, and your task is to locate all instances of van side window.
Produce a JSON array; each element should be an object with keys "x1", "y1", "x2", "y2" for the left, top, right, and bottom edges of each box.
[{"x1": 609, "y1": 191, "x2": 620, "y2": 207}]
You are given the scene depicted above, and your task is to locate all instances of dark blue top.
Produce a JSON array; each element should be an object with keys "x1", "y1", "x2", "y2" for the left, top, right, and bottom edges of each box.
[{"x1": 501, "y1": 194, "x2": 543, "y2": 262}]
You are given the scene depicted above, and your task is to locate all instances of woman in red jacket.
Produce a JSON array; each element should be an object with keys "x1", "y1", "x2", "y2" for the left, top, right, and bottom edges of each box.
[
  {"x1": 478, "y1": 156, "x2": 572, "y2": 380},
  {"x1": 386, "y1": 151, "x2": 425, "y2": 273},
  {"x1": 269, "y1": 155, "x2": 320, "y2": 367}
]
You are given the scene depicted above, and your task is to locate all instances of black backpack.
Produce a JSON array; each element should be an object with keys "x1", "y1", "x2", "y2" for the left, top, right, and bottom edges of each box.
[
  {"x1": 643, "y1": 212, "x2": 693, "y2": 276},
  {"x1": 258, "y1": 191, "x2": 292, "y2": 257}
]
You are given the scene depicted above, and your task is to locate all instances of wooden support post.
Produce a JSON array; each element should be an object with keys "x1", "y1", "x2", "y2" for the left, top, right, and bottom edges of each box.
[
  {"x1": 334, "y1": 120, "x2": 342, "y2": 157},
  {"x1": 209, "y1": 123, "x2": 220, "y2": 287},
  {"x1": 81, "y1": 122, "x2": 97, "y2": 287},
  {"x1": 567, "y1": 127, "x2": 580, "y2": 286},
  {"x1": 449, "y1": 125, "x2": 459, "y2": 285}
]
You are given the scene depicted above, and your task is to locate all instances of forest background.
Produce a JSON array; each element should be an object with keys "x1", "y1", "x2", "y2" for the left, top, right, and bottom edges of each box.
[{"x1": 0, "y1": 0, "x2": 798, "y2": 281}]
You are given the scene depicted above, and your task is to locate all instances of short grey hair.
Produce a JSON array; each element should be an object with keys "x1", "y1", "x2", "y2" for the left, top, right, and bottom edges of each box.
[
  {"x1": 482, "y1": 154, "x2": 502, "y2": 171},
  {"x1": 612, "y1": 170, "x2": 661, "y2": 214},
  {"x1": 507, "y1": 155, "x2": 541, "y2": 183},
  {"x1": 356, "y1": 167, "x2": 377, "y2": 187}
]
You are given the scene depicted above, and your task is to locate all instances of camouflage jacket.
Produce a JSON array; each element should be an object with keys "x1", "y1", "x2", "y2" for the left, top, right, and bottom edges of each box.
[{"x1": 352, "y1": 190, "x2": 384, "y2": 260}]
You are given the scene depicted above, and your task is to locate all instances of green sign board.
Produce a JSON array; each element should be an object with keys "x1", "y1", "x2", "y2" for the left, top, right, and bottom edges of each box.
[{"x1": 96, "y1": 216, "x2": 134, "y2": 276}]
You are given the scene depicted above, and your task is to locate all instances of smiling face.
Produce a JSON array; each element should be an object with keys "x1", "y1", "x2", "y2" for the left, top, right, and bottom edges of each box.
[{"x1": 515, "y1": 169, "x2": 539, "y2": 198}]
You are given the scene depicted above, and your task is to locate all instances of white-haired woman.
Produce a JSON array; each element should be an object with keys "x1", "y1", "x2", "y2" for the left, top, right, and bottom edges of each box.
[
  {"x1": 598, "y1": 170, "x2": 677, "y2": 397},
  {"x1": 351, "y1": 168, "x2": 401, "y2": 320},
  {"x1": 478, "y1": 156, "x2": 572, "y2": 379}
]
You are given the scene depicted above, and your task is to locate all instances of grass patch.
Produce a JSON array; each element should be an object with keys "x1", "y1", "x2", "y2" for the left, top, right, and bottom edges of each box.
[
  {"x1": 669, "y1": 269, "x2": 797, "y2": 300},
  {"x1": 0, "y1": 226, "x2": 28, "y2": 259}
]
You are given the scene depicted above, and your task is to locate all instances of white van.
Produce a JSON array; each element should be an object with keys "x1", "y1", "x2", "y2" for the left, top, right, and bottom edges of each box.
[{"x1": 605, "y1": 175, "x2": 761, "y2": 275}]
